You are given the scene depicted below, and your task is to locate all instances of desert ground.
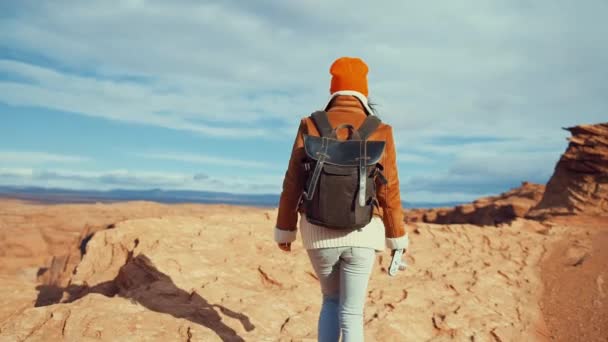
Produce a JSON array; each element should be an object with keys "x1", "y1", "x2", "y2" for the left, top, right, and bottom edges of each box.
[{"x1": 0, "y1": 199, "x2": 606, "y2": 341}]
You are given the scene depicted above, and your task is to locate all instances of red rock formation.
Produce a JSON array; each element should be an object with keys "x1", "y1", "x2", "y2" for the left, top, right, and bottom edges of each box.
[
  {"x1": 528, "y1": 123, "x2": 608, "y2": 219},
  {"x1": 406, "y1": 182, "x2": 545, "y2": 226}
]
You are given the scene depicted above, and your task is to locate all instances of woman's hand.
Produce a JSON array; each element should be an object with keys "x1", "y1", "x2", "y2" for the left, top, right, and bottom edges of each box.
[{"x1": 278, "y1": 242, "x2": 291, "y2": 252}]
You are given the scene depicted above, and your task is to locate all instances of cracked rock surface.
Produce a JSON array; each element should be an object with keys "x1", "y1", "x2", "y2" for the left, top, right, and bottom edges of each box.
[{"x1": 0, "y1": 201, "x2": 606, "y2": 341}]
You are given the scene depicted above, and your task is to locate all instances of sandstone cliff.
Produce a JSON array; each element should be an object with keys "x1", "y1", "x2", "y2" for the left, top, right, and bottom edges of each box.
[{"x1": 529, "y1": 123, "x2": 608, "y2": 218}]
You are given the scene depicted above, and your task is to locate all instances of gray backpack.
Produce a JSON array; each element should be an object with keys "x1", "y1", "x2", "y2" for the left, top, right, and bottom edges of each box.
[{"x1": 300, "y1": 111, "x2": 387, "y2": 230}]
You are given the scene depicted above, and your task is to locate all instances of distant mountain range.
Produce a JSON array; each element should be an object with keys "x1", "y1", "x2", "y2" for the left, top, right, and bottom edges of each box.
[{"x1": 0, "y1": 186, "x2": 462, "y2": 209}]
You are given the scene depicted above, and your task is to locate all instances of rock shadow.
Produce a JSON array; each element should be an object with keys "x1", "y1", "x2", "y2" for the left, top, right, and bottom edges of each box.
[{"x1": 35, "y1": 254, "x2": 254, "y2": 342}]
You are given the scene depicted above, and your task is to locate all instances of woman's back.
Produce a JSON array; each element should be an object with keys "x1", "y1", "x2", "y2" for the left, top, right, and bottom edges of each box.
[{"x1": 273, "y1": 56, "x2": 411, "y2": 342}]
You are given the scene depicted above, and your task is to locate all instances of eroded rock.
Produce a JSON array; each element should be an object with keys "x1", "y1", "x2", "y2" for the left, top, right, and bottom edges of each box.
[
  {"x1": 406, "y1": 182, "x2": 545, "y2": 226},
  {"x1": 529, "y1": 123, "x2": 608, "y2": 218}
]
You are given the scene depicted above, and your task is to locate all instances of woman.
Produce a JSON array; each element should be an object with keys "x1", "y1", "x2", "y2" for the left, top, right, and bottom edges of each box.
[{"x1": 274, "y1": 56, "x2": 410, "y2": 342}]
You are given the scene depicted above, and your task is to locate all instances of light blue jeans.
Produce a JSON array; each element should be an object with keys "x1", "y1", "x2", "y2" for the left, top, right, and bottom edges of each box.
[{"x1": 307, "y1": 247, "x2": 376, "y2": 342}]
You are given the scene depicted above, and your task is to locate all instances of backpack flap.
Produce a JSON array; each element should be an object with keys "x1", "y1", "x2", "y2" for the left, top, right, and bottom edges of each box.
[
  {"x1": 303, "y1": 134, "x2": 386, "y2": 208},
  {"x1": 303, "y1": 135, "x2": 385, "y2": 166}
]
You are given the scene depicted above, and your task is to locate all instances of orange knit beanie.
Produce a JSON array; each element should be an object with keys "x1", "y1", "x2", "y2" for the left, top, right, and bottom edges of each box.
[{"x1": 329, "y1": 57, "x2": 369, "y2": 97}]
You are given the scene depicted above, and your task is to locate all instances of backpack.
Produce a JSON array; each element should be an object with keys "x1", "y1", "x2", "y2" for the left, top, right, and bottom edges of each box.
[{"x1": 299, "y1": 111, "x2": 387, "y2": 230}]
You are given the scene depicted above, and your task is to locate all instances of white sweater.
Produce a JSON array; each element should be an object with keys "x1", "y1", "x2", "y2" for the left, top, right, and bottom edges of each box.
[
  {"x1": 274, "y1": 213, "x2": 410, "y2": 252},
  {"x1": 274, "y1": 215, "x2": 410, "y2": 251},
  {"x1": 298, "y1": 213, "x2": 386, "y2": 252}
]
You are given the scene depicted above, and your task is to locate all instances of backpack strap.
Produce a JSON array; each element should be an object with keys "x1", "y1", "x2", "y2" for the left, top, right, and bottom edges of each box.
[
  {"x1": 303, "y1": 136, "x2": 330, "y2": 201},
  {"x1": 310, "y1": 111, "x2": 333, "y2": 138},
  {"x1": 356, "y1": 116, "x2": 380, "y2": 206},
  {"x1": 357, "y1": 115, "x2": 381, "y2": 140},
  {"x1": 358, "y1": 140, "x2": 368, "y2": 207}
]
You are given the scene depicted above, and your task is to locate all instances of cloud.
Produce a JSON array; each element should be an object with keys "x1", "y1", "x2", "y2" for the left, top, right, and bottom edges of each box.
[
  {"x1": 403, "y1": 150, "x2": 558, "y2": 196},
  {"x1": 0, "y1": 151, "x2": 90, "y2": 164},
  {"x1": 0, "y1": 60, "x2": 272, "y2": 138},
  {"x1": 136, "y1": 152, "x2": 275, "y2": 169},
  {"x1": 0, "y1": 1, "x2": 606, "y2": 201},
  {"x1": 1, "y1": 1, "x2": 605, "y2": 139},
  {"x1": 0, "y1": 167, "x2": 282, "y2": 194},
  {"x1": 396, "y1": 131, "x2": 567, "y2": 170},
  {"x1": 192, "y1": 173, "x2": 208, "y2": 181},
  {"x1": 397, "y1": 153, "x2": 436, "y2": 165},
  {"x1": 0, "y1": 168, "x2": 33, "y2": 178}
]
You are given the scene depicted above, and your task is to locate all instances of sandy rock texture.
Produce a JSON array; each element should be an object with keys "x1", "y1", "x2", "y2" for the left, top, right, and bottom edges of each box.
[
  {"x1": 0, "y1": 276, "x2": 39, "y2": 324},
  {"x1": 539, "y1": 215, "x2": 608, "y2": 342},
  {"x1": 0, "y1": 200, "x2": 232, "y2": 280},
  {"x1": 0, "y1": 203, "x2": 564, "y2": 341},
  {"x1": 405, "y1": 182, "x2": 545, "y2": 226},
  {"x1": 529, "y1": 123, "x2": 608, "y2": 218}
]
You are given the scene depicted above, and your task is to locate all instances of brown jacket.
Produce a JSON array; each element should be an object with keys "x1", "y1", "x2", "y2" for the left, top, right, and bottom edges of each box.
[{"x1": 276, "y1": 95, "x2": 409, "y2": 241}]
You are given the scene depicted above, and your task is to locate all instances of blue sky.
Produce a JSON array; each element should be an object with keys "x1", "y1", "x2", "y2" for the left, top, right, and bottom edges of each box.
[{"x1": 0, "y1": 0, "x2": 606, "y2": 203}]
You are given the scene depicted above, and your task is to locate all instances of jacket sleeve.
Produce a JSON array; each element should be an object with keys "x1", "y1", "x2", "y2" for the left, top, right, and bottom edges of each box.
[
  {"x1": 376, "y1": 126, "x2": 411, "y2": 250},
  {"x1": 274, "y1": 119, "x2": 307, "y2": 243}
]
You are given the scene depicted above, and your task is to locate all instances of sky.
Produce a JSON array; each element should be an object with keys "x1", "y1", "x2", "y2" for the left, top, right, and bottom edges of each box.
[{"x1": 0, "y1": 0, "x2": 606, "y2": 204}]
